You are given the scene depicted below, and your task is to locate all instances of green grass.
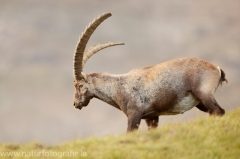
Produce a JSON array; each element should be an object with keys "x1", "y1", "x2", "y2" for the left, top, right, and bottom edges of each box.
[{"x1": 1, "y1": 109, "x2": 240, "y2": 159}]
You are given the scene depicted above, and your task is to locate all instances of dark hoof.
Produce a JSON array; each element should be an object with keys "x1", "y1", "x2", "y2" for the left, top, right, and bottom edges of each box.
[{"x1": 210, "y1": 108, "x2": 225, "y2": 116}]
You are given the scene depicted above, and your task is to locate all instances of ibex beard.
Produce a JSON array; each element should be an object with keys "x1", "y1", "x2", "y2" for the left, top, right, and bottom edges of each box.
[{"x1": 72, "y1": 13, "x2": 227, "y2": 132}]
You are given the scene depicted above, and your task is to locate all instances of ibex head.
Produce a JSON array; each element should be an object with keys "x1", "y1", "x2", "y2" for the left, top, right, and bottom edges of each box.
[
  {"x1": 73, "y1": 13, "x2": 124, "y2": 109},
  {"x1": 73, "y1": 77, "x2": 93, "y2": 109}
]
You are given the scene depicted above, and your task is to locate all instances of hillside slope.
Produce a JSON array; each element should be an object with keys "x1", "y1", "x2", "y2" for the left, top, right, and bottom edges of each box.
[{"x1": 1, "y1": 108, "x2": 240, "y2": 159}]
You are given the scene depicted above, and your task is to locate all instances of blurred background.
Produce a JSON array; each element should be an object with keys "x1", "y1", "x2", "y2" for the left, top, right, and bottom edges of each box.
[{"x1": 0, "y1": 0, "x2": 239, "y2": 144}]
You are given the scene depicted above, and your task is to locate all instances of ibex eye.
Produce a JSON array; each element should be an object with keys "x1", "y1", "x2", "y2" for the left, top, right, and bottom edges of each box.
[{"x1": 79, "y1": 85, "x2": 83, "y2": 88}]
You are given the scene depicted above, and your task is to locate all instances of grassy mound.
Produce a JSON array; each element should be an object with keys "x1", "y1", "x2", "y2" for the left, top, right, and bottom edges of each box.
[{"x1": 1, "y1": 108, "x2": 240, "y2": 159}]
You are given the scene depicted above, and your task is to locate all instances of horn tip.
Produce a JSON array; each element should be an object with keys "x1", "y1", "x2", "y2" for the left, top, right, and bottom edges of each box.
[{"x1": 104, "y1": 12, "x2": 112, "y2": 16}]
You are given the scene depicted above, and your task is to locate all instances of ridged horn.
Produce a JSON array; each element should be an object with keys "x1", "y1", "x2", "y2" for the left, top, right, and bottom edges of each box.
[
  {"x1": 82, "y1": 42, "x2": 124, "y2": 67},
  {"x1": 73, "y1": 13, "x2": 112, "y2": 80}
]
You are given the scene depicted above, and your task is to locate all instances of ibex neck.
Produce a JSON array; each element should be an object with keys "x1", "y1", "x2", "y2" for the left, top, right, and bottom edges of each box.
[{"x1": 88, "y1": 73, "x2": 122, "y2": 109}]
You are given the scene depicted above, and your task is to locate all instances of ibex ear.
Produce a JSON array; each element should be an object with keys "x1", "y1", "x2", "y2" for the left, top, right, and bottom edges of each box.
[{"x1": 81, "y1": 72, "x2": 89, "y2": 83}]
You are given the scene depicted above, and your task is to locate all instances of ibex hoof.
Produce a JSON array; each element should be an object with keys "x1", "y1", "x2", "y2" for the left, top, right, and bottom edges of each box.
[{"x1": 210, "y1": 108, "x2": 225, "y2": 116}]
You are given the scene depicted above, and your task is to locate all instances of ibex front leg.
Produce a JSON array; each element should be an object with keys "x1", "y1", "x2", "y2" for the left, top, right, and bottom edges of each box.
[
  {"x1": 145, "y1": 116, "x2": 159, "y2": 130},
  {"x1": 126, "y1": 105, "x2": 143, "y2": 132}
]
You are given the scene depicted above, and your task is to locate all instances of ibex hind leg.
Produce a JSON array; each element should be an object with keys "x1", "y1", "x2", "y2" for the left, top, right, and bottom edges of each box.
[
  {"x1": 193, "y1": 91, "x2": 225, "y2": 116},
  {"x1": 196, "y1": 102, "x2": 209, "y2": 113},
  {"x1": 192, "y1": 69, "x2": 225, "y2": 116},
  {"x1": 145, "y1": 116, "x2": 159, "y2": 131}
]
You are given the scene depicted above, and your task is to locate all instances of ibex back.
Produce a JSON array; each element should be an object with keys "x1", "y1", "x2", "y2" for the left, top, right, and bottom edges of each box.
[{"x1": 73, "y1": 13, "x2": 227, "y2": 132}]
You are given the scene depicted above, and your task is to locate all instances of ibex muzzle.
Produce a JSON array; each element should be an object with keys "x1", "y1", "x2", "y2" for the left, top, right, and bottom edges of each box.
[{"x1": 72, "y1": 13, "x2": 227, "y2": 132}]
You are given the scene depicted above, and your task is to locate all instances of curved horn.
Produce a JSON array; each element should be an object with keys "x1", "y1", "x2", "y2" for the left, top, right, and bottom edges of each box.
[
  {"x1": 73, "y1": 13, "x2": 112, "y2": 80},
  {"x1": 82, "y1": 42, "x2": 124, "y2": 67}
]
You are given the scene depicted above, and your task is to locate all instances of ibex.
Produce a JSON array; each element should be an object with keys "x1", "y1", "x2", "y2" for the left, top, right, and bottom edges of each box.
[{"x1": 73, "y1": 13, "x2": 227, "y2": 132}]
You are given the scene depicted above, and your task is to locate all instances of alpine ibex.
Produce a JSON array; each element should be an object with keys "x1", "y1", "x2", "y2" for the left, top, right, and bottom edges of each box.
[{"x1": 73, "y1": 13, "x2": 227, "y2": 132}]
